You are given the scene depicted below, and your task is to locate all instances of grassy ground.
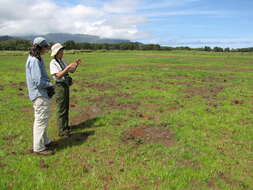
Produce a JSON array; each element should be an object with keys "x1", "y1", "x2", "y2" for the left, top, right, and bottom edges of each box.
[{"x1": 0, "y1": 50, "x2": 253, "y2": 190}]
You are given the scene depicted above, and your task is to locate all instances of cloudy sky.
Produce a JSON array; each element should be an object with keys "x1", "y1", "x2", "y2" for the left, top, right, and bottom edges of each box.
[{"x1": 0, "y1": 0, "x2": 253, "y2": 48}]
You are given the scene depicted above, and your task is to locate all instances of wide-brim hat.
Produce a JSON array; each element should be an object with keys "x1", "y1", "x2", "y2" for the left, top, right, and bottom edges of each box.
[{"x1": 51, "y1": 43, "x2": 65, "y2": 57}]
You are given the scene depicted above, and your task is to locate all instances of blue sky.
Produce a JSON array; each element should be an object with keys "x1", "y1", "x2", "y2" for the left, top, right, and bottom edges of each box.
[{"x1": 1, "y1": 0, "x2": 253, "y2": 48}]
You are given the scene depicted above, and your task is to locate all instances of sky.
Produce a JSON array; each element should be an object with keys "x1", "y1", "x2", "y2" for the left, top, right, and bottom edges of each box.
[{"x1": 0, "y1": 0, "x2": 253, "y2": 48}]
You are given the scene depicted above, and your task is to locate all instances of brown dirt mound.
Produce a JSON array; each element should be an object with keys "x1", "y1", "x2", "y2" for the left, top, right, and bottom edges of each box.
[{"x1": 122, "y1": 125, "x2": 174, "y2": 147}]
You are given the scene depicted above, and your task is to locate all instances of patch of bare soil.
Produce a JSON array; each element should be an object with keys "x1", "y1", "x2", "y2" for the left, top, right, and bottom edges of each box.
[
  {"x1": 115, "y1": 92, "x2": 133, "y2": 99},
  {"x1": 136, "y1": 55, "x2": 176, "y2": 59},
  {"x1": 184, "y1": 85, "x2": 226, "y2": 98},
  {"x1": 0, "y1": 85, "x2": 4, "y2": 90},
  {"x1": 232, "y1": 99, "x2": 244, "y2": 105},
  {"x1": 116, "y1": 64, "x2": 169, "y2": 69},
  {"x1": 207, "y1": 172, "x2": 245, "y2": 189},
  {"x1": 75, "y1": 81, "x2": 115, "y2": 91},
  {"x1": 70, "y1": 105, "x2": 101, "y2": 125},
  {"x1": 201, "y1": 76, "x2": 235, "y2": 83},
  {"x1": 176, "y1": 158, "x2": 202, "y2": 169},
  {"x1": 122, "y1": 125, "x2": 174, "y2": 147},
  {"x1": 39, "y1": 160, "x2": 49, "y2": 169},
  {"x1": 17, "y1": 93, "x2": 25, "y2": 97},
  {"x1": 3, "y1": 135, "x2": 18, "y2": 141},
  {"x1": 20, "y1": 107, "x2": 32, "y2": 112},
  {"x1": 90, "y1": 95, "x2": 139, "y2": 111},
  {"x1": 172, "y1": 65, "x2": 253, "y2": 72},
  {"x1": 0, "y1": 162, "x2": 7, "y2": 168},
  {"x1": 166, "y1": 81, "x2": 195, "y2": 86},
  {"x1": 167, "y1": 75, "x2": 192, "y2": 80}
]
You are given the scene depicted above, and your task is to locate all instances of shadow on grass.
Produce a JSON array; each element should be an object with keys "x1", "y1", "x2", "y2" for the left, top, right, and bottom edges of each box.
[
  {"x1": 54, "y1": 130, "x2": 95, "y2": 151},
  {"x1": 54, "y1": 117, "x2": 101, "y2": 151},
  {"x1": 70, "y1": 117, "x2": 101, "y2": 131}
]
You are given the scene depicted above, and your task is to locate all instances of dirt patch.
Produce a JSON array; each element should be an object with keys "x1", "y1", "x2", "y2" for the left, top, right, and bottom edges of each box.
[
  {"x1": 166, "y1": 81, "x2": 195, "y2": 86},
  {"x1": 122, "y1": 125, "x2": 174, "y2": 147},
  {"x1": 0, "y1": 85, "x2": 4, "y2": 90},
  {"x1": 76, "y1": 81, "x2": 115, "y2": 91},
  {"x1": 232, "y1": 99, "x2": 244, "y2": 105},
  {"x1": 39, "y1": 160, "x2": 49, "y2": 169},
  {"x1": 185, "y1": 85, "x2": 226, "y2": 98},
  {"x1": 3, "y1": 135, "x2": 18, "y2": 141},
  {"x1": 207, "y1": 172, "x2": 245, "y2": 189},
  {"x1": 167, "y1": 75, "x2": 192, "y2": 80},
  {"x1": 70, "y1": 105, "x2": 101, "y2": 125},
  {"x1": 21, "y1": 107, "x2": 32, "y2": 112},
  {"x1": 10, "y1": 82, "x2": 26, "y2": 87},
  {"x1": 172, "y1": 65, "x2": 253, "y2": 72},
  {"x1": 17, "y1": 93, "x2": 25, "y2": 97},
  {"x1": 90, "y1": 95, "x2": 139, "y2": 111},
  {"x1": 0, "y1": 162, "x2": 7, "y2": 168},
  {"x1": 115, "y1": 92, "x2": 133, "y2": 99},
  {"x1": 136, "y1": 55, "x2": 176, "y2": 59},
  {"x1": 207, "y1": 101, "x2": 223, "y2": 108},
  {"x1": 116, "y1": 64, "x2": 168, "y2": 69},
  {"x1": 176, "y1": 159, "x2": 202, "y2": 169},
  {"x1": 201, "y1": 76, "x2": 235, "y2": 83}
]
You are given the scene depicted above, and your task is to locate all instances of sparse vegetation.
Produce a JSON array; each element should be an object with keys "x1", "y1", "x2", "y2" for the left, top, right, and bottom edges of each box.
[{"x1": 1, "y1": 50, "x2": 253, "y2": 189}]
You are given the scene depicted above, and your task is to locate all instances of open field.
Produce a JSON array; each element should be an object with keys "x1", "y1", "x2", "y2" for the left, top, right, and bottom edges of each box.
[{"x1": 0, "y1": 50, "x2": 253, "y2": 190}]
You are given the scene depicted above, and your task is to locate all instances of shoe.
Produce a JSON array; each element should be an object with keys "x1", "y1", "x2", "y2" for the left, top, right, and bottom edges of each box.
[
  {"x1": 45, "y1": 141, "x2": 58, "y2": 148},
  {"x1": 34, "y1": 149, "x2": 54, "y2": 156}
]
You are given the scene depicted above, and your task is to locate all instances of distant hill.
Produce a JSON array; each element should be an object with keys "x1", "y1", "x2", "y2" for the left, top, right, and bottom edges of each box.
[
  {"x1": 11, "y1": 33, "x2": 130, "y2": 44},
  {"x1": 0, "y1": 36, "x2": 18, "y2": 42}
]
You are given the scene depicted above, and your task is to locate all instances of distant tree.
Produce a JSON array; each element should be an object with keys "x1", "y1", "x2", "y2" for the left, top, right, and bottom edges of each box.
[
  {"x1": 224, "y1": 47, "x2": 230, "y2": 52},
  {"x1": 63, "y1": 40, "x2": 77, "y2": 49},
  {"x1": 213, "y1": 47, "x2": 223, "y2": 52},
  {"x1": 204, "y1": 46, "x2": 212, "y2": 51}
]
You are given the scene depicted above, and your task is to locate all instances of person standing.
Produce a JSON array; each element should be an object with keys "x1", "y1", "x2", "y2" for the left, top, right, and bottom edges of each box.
[
  {"x1": 50, "y1": 43, "x2": 81, "y2": 137},
  {"x1": 26, "y1": 37, "x2": 55, "y2": 155}
]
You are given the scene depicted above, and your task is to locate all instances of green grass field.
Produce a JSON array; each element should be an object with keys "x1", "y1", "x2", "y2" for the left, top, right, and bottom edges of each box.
[{"x1": 0, "y1": 50, "x2": 253, "y2": 190}]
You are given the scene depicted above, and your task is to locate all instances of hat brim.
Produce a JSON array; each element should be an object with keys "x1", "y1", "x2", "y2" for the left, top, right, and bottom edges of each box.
[{"x1": 51, "y1": 46, "x2": 65, "y2": 57}]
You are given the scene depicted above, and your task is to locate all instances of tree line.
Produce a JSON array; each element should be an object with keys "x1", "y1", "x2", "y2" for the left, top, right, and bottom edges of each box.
[{"x1": 0, "y1": 39, "x2": 253, "y2": 52}]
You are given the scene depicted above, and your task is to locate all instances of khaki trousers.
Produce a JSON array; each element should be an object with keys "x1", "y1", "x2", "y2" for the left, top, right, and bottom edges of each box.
[{"x1": 32, "y1": 97, "x2": 51, "y2": 152}]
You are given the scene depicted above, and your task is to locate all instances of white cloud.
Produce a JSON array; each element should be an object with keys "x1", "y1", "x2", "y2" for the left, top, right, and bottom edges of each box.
[
  {"x1": 141, "y1": 0, "x2": 200, "y2": 10},
  {"x1": 103, "y1": 0, "x2": 140, "y2": 13},
  {"x1": 0, "y1": 0, "x2": 147, "y2": 40},
  {"x1": 103, "y1": 15, "x2": 147, "y2": 28}
]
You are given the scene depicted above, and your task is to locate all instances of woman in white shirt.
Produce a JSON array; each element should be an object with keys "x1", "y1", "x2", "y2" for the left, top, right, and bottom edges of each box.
[{"x1": 50, "y1": 43, "x2": 81, "y2": 137}]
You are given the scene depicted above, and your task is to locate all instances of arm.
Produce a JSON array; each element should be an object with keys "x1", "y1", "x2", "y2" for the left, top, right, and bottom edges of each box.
[
  {"x1": 69, "y1": 59, "x2": 81, "y2": 73},
  {"x1": 30, "y1": 59, "x2": 52, "y2": 89},
  {"x1": 54, "y1": 64, "x2": 75, "y2": 79}
]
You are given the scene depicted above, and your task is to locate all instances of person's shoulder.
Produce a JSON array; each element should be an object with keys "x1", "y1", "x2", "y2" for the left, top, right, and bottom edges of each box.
[
  {"x1": 50, "y1": 58, "x2": 57, "y2": 65},
  {"x1": 28, "y1": 55, "x2": 40, "y2": 65}
]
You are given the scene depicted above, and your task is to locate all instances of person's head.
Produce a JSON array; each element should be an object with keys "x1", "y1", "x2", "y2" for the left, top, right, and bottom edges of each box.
[
  {"x1": 51, "y1": 43, "x2": 64, "y2": 59},
  {"x1": 29, "y1": 37, "x2": 49, "y2": 59}
]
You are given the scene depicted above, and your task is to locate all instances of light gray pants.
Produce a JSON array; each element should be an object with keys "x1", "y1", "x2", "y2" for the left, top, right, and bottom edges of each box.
[{"x1": 32, "y1": 97, "x2": 51, "y2": 152}]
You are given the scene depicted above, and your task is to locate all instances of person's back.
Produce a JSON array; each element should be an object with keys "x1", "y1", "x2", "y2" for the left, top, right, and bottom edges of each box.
[{"x1": 25, "y1": 55, "x2": 51, "y2": 101}]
